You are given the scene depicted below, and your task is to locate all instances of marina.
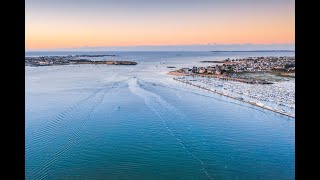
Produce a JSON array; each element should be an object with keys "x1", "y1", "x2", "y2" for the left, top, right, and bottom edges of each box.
[{"x1": 173, "y1": 76, "x2": 295, "y2": 118}]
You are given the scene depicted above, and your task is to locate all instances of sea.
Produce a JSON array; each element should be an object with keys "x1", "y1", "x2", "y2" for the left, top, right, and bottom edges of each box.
[{"x1": 25, "y1": 51, "x2": 295, "y2": 179}]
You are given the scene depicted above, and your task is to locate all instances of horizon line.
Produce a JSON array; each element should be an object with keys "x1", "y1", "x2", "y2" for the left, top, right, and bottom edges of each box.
[
  {"x1": 25, "y1": 50, "x2": 295, "y2": 52},
  {"x1": 26, "y1": 43, "x2": 295, "y2": 52}
]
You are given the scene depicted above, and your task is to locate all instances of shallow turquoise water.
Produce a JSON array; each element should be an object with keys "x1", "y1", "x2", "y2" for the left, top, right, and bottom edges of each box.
[{"x1": 26, "y1": 51, "x2": 294, "y2": 179}]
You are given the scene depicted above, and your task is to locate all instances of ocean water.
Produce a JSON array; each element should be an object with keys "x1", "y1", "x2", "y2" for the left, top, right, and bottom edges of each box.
[{"x1": 26, "y1": 51, "x2": 295, "y2": 179}]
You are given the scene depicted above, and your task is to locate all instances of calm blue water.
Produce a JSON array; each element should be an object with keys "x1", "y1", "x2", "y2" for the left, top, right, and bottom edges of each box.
[{"x1": 26, "y1": 51, "x2": 295, "y2": 179}]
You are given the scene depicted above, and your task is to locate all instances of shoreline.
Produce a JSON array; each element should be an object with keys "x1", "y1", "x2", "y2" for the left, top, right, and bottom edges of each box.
[{"x1": 166, "y1": 71, "x2": 187, "y2": 76}]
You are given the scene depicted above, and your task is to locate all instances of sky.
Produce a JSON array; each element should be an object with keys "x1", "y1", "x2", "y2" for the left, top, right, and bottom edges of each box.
[{"x1": 26, "y1": 0, "x2": 295, "y2": 50}]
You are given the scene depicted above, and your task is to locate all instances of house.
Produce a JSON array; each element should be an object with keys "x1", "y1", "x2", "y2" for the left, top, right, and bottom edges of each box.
[
  {"x1": 38, "y1": 61, "x2": 50, "y2": 65},
  {"x1": 192, "y1": 67, "x2": 198, "y2": 73},
  {"x1": 198, "y1": 67, "x2": 206, "y2": 74},
  {"x1": 206, "y1": 69, "x2": 213, "y2": 74},
  {"x1": 181, "y1": 68, "x2": 189, "y2": 74},
  {"x1": 206, "y1": 67, "x2": 216, "y2": 74}
]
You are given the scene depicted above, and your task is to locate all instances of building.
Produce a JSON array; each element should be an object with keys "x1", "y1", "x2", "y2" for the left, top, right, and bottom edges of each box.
[
  {"x1": 198, "y1": 67, "x2": 206, "y2": 74},
  {"x1": 181, "y1": 68, "x2": 189, "y2": 74}
]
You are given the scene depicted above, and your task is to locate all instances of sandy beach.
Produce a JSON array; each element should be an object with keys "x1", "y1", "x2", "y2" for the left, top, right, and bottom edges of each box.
[{"x1": 167, "y1": 71, "x2": 187, "y2": 76}]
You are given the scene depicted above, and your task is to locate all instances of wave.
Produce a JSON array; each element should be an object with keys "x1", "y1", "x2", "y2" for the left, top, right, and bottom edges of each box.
[
  {"x1": 128, "y1": 78, "x2": 213, "y2": 179},
  {"x1": 27, "y1": 81, "x2": 125, "y2": 179}
]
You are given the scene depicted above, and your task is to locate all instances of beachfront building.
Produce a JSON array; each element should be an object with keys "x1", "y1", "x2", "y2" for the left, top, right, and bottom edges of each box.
[
  {"x1": 198, "y1": 67, "x2": 206, "y2": 74},
  {"x1": 192, "y1": 67, "x2": 198, "y2": 73},
  {"x1": 181, "y1": 68, "x2": 190, "y2": 74}
]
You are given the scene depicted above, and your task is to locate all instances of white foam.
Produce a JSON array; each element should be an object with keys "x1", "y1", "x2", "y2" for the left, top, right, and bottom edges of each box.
[{"x1": 128, "y1": 78, "x2": 213, "y2": 179}]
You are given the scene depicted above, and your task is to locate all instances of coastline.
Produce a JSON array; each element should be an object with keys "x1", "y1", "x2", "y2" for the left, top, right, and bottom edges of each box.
[
  {"x1": 25, "y1": 55, "x2": 137, "y2": 66},
  {"x1": 167, "y1": 71, "x2": 187, "y2": 76}
]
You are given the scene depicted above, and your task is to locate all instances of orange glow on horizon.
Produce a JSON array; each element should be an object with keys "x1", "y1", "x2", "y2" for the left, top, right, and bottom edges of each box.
[
  {"x1": 25, "y1": 1, "x2": 294, "y2": 49},
  {"x1": 26, "y1": 18, "x2": 294, "y2": 49},
  {"x1": 26, "y1": 26, "x2": 295, "y2": 49}
]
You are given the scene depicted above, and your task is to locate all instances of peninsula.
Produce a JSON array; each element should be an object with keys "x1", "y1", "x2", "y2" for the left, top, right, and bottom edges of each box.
[
  {"x1": 168, "y1": 56, "x2": 295, "y2": 118},
  {"x1": 25, "y1": 55, "x2": 137, "y2": 66},
  {"x1": 169, "y1": 56, "x2": 295, "y2": 84}
]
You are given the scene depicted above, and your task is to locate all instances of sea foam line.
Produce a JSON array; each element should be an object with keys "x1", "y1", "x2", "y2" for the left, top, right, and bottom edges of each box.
[{"x1": 128, "y1": 78, "x2": 213, "y2": 179}]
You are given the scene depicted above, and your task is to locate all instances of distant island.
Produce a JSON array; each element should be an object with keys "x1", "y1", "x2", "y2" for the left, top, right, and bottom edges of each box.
[
  {"x1": 74, "y1": 54, "x2": 117, "y2": 57},
  {"x1": 200, "y1": 60, "x2": 226, "y2": 63},
  {"x1": 209, "y1": 50, "x2": 295, "y2": 52},
  {"x1": 25, "y1": 55, "x2": 137, "y2": 66}
]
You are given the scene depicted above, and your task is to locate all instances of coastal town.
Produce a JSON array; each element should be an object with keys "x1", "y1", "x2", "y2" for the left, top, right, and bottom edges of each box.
[
  {"x1": 171, "y1": 56, "x2": 295, "y2": 84},
  {"x1": 25, "y1": 55, "x2": 137, "y2": 66},
  {"x1": 221, "y1": 56, "x2": 295, "y2": 73},
  {"x1": 168, "y1": 56, "x2": 295, "y2": 118}
]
